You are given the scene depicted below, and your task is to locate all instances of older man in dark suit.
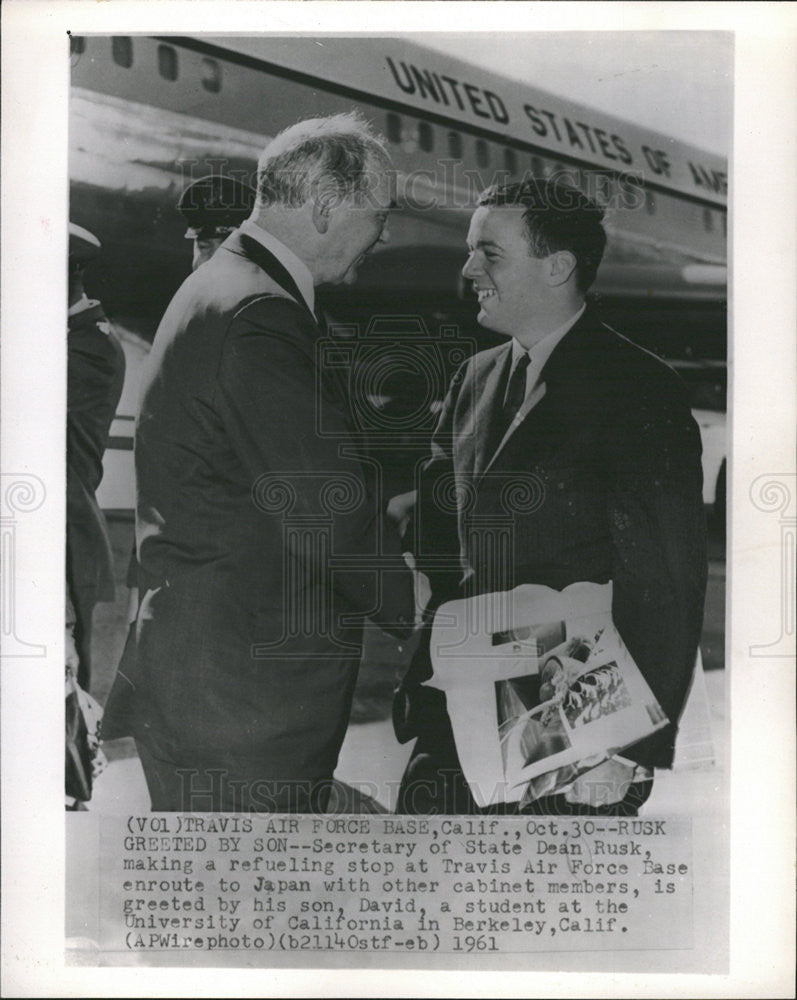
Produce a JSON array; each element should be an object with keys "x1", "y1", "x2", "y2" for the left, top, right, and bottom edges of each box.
[
  {"x1": 107, "y1": 113, "x2": 413, "y2": 811},
  {"x1": 394, "y1": 179, "x2": 707, "y2": 815}
]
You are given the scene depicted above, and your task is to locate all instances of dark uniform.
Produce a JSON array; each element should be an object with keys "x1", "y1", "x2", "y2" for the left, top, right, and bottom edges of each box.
[{"x1": 67, "y1": 224, "x2": 126, "y2": 690}]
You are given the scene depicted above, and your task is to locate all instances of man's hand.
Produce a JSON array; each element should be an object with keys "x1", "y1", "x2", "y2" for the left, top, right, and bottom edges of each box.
[
  {"x1": 386, "y1": 489, "x2": 416, "y2": 541},
  {"x1": 563, "y1": 757, "x2": 647, "y2": 808},
  {"x1": 126, "y1": 586, "x2": 139, "y2": 627}
]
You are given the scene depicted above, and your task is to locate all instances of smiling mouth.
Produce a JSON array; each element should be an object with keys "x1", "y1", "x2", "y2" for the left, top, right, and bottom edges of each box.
[{"x1": 476, "y1": 287, "x2": 497, "y2": 301}]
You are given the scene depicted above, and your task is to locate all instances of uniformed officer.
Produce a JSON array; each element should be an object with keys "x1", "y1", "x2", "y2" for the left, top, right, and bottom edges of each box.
[
  {"x1": 67, "y1": 223, "x2": 126, "y2": 691},
  {"x1": 177, "y1": 173, "x2": 257, "y2": 270}
]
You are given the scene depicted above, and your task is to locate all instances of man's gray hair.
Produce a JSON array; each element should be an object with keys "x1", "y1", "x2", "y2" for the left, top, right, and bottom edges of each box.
[{"x1": 256, "y1": 112, "x2": 391, "y2": 208}]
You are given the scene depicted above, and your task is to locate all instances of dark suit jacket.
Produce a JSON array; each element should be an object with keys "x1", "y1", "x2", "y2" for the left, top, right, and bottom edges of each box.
[
  {"x1": 108, "y1": 230, "x2": 413, "y2": 780},
  {"x1": 67, "y1": 301, "x2": 125, "y2": 604},
  {"x1": 401, "y1": 306, "x2": 707, "y2": 769}
]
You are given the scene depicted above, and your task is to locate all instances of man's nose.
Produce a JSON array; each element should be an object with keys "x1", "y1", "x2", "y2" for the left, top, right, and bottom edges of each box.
[{"x1": 462, "y1": 252, "x2": 481, "y2": 279}]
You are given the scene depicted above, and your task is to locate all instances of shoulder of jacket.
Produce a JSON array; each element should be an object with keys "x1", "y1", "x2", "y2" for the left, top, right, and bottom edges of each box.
[
  {"x1": 458, "y1": 342, "x2": 507, "y2": 378},
  {"x1": 228, "y1": 292, "x2": 311, "y2": 332},
  {"x1": 473, "y1": 341, "x2": 508, "y2": 364},
  {"x1": 68, "y1": 316, "x2": 123, "y2": 357},
  {"x1": 200, "y1": 247, "x2": 306, "y2": 312}
]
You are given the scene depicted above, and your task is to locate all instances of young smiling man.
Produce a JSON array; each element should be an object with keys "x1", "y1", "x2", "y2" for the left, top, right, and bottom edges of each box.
[{"x1": 394, "y1": 178, "x2": 708, "y2": 816}]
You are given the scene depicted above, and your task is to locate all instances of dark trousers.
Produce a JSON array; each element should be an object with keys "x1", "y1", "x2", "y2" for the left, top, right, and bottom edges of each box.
[
  {"x1": 136, "y1": 739, "x2": 333, "y2": 813},
  {"x1": 395, "y1": 703, "x2": 653, "y2": 817}
]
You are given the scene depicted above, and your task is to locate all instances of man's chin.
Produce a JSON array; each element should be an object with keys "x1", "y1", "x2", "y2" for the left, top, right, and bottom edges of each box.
[
  {"x1": 334, "y1": 259, "x2": 362, "y2": 286},
  {"x1": 342, "y1": 266, "x2": 359, "y2": 286},
  {"x1": 477, "y1": 306, "x2": 497, "y2": 329},
  {"x1": 475, "y1": 308, "x2": 512, "y2": 338}
]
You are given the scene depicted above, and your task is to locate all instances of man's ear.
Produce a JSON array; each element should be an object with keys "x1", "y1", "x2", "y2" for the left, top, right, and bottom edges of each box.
[
  {"x1": 311, "y1": 180, "x2": 339, "y2": 234},
  {"x1": 547, "y1": 250, "x2": 577, "y2": 287}
]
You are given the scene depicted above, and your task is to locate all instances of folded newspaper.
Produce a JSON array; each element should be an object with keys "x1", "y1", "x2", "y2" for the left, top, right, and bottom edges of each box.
[{"x1": 427, "y1": 581, "x2": 668, "y2": 808}]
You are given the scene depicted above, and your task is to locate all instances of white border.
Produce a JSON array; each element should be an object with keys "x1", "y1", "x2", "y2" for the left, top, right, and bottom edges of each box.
[{"x1": 2, "y1": 2, "x2": 795, "y2": 997}]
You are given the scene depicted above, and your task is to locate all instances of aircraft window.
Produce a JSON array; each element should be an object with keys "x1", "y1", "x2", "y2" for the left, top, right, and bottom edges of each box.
[
  {"x1": 386, "y1": 113, "x2": 402, "y2": 144},
  {"x1": 645, "y1": 190, "x2": 656, "y2": 215},
  {"x1": 475, "y1": 139, "x2": 490, "y2": 167},
  {"x1": 504, "y1": 148, "x2": 517, "y2": 175},
  {"x1": 448, "y1": 131, "x2": 463, "y2": 159},
  {"x1": 702, "y1": 207, "x2": 714, "y2": 232},
  {"x1": 418, "y1": 121, "x2": 434, "y2": 152},
  {"x1": 158, "y1": 44, "x2": 179, "y2": 81},
  {"x1": 111, "y1": 37, "x2": 133, "y2": 69},
  {"x1": 70, "y1": 36, "x2": 86, "y2": 55},
  {"x1": 202, "y1": 57, "x2": 221, "y2": 93}
]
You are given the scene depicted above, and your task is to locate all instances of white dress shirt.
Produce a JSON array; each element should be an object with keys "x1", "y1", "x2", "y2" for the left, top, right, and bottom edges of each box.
[{"x1": 238, "y1": 218, "x2": 316, "y2": 316}]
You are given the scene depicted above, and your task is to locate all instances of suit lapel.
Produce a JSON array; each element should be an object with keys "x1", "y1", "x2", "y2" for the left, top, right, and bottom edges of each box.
[
  {"x1": 472, "y1": 343, "x2": 513, "y2": 480},
  {"x1": 482, "y1": 380, "x2": 548, "y2": 476},
  {"x1": 225, "y1": 232, "x2": 364, "y2": 442},
  {"x1": 475, "y1": 308, "x2": 604, "y2": 481}
]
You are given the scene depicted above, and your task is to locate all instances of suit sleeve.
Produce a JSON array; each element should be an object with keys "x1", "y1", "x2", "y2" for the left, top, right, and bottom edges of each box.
[
  {"x1": 214, "y1": 296, "x2": 413, "y2": 637},
  {"x1": 604, "y1": 387, "x2": 708, "y2": 769},
  {"x1": 67, "y1": 330, "x2": 126, "y2": 494},
  {"x1": 392, "y1": 365, "x2": 467, "y2": 728}
]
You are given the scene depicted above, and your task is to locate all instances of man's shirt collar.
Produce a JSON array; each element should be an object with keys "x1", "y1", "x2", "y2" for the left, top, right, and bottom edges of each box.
[
  {"x1": 239, "y1": 219, "x2": 315, "y2": 315},
  {"x1": 67, "y1": 294, "x2": 93, "y2": 318},
  {"x1": 511, "y1": 302, "x2": 586, "y2": 372}
]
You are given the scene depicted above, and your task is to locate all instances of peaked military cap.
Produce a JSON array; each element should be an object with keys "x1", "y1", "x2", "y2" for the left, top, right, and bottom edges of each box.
[
  {"x1": 177, "y1": 174, "x2": 256, "y2": 240},
  {"x1": 69, "y1": 222, "x2": 102, "y2": 264}
]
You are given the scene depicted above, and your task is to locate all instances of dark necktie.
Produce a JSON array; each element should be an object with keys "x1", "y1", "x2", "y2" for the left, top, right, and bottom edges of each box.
[{"x1": 499, "y1": 351, "x2": 531, "y2": 435}]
